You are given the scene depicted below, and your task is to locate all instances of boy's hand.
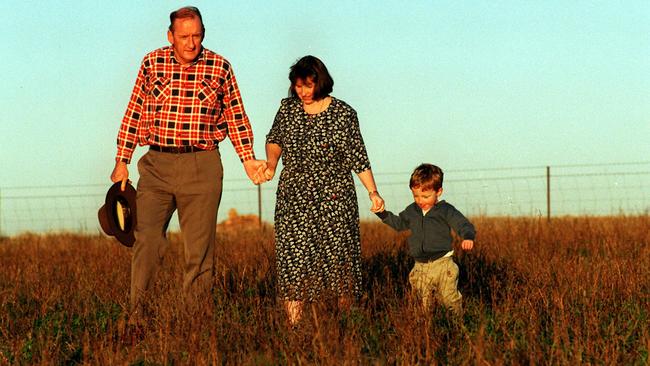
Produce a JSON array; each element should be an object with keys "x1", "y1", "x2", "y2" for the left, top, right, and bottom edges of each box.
[{"x1": 461, "y1": 239, "x2": 474, "y2": 251}]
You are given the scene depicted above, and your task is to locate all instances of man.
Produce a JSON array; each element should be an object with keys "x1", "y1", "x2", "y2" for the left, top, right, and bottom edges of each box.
[{"x1": 110, "y1": 6, "x2": 266, "y2": 317}]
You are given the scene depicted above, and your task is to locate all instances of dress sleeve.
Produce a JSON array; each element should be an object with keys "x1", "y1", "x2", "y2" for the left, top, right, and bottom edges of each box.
[
  {"x1": 345, "y1": 110, "x2": 371, "y2": 174},
  {"x1": 266, "y1": 100, "x2": 285, "y2": 147}
]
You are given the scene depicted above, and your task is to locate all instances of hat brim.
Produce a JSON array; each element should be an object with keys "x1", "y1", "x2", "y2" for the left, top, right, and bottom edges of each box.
[
  {"x1": 98, "y1": 182, "x2": 137, "y2": 247},
  {"x1": 98, "y1": 204, "x2": 114, "y2": 235}
]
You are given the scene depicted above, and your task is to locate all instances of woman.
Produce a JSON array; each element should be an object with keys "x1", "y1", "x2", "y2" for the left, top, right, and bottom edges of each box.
[{"x1": 264, "y1": 55, "x2": 384, "y2": 324}]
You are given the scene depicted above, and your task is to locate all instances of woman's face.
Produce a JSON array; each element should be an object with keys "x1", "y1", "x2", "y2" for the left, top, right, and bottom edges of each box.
[{"x1": 294, "y1": 77, "x2": 316, "y2": 105}]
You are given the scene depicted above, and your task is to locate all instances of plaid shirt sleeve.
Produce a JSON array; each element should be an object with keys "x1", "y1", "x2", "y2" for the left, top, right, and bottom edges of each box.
[
  {"x1": 115, "y1": 58, "x2": 147, "y2": 164},
  {"x1": 222, "y1": 64, "x2": 255, "y2": 162}
]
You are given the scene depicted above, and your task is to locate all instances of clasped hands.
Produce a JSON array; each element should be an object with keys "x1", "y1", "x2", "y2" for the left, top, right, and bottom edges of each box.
[{"x1": 242, "y1": 159, "x2": 276, "y2": 185}]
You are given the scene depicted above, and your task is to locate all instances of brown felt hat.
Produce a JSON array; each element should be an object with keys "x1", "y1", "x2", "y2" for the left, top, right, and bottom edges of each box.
[{"x1": 98, "y1": 181, "x2": 137, "y2": 247}]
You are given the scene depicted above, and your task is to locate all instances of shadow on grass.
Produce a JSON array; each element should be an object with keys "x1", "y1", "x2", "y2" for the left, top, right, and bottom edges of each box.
[
  {"x1": 213, "y1": 237, "x2": 526, "y2": 321},
  {"x1": 361, "y1": 248, "x2": 412, "y2": 310},
  {"x1": 457, "y1": 252, "x2": 526, "y2": 308}
]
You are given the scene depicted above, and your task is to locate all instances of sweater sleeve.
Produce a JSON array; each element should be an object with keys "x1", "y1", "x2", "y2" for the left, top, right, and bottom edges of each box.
[
  {"x1": 375, "y1": 209, "x2": 410, "y2": 232},
  {"x1": 444, "y1": 204, "x2": 476, "y2": 240}
]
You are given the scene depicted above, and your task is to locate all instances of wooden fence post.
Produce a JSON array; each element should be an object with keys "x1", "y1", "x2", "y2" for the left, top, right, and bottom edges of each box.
[{"x1": 257, "y1": 184, "x2": 262, "y2": 227}]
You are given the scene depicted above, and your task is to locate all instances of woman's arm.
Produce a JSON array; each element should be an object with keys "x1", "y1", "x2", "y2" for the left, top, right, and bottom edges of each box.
[
  {"x1": 264, "y1": 143, "x2": 282, "y2": 180},
  {"x1": 357, "y1": 169, "x2": 385, "y2": 212}
]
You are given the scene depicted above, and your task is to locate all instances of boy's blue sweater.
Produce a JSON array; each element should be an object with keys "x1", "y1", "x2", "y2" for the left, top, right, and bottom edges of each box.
[{"x1": 376, "y1": 200, "x2": 475, "y2": 262}]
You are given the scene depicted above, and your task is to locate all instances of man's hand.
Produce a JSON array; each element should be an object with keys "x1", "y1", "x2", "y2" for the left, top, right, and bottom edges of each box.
[
  {"x1": 111, "y1": 161, "x2": 130, "y2": 191},
  {"x1": 243, "y1": 159, "x2": 268, "y2": 185},
  {"x1": 461, "y1": 239, "x2": 474, "y2": 251},
  {"x1": 369, "y1": 191, "x2": 385, "y2": 213}
]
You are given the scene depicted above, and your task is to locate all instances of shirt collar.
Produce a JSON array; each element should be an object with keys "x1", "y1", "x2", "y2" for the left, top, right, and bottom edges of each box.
[{"x1": 412, "y1": 200, "x2": 445, "y2": 216}]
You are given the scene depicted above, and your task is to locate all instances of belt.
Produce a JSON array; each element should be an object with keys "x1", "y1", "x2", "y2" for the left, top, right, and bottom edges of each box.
[{"x1": 149, "y1": 145, "x2": 211, "y2": 154}]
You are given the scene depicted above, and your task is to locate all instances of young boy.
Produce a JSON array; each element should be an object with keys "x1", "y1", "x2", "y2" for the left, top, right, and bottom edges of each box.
[{"x1": 375, "y1": 163, "x2": 475, "y2": 315}]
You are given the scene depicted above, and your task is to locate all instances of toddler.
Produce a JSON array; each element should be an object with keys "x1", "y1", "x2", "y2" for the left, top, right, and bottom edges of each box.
[{"x1": 376, "y1": 163, "x2": 475, "y2": 314}]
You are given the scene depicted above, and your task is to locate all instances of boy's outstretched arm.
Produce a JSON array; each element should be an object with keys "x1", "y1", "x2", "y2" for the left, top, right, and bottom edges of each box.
[{"x1": 375, "y1": 209, "x2": 410, "y2": 232}]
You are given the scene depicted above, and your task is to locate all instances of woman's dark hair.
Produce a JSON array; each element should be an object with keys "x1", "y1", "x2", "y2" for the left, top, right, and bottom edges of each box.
[{"x1": 288, "y1": 55, "x2": 334, "y2": 100}]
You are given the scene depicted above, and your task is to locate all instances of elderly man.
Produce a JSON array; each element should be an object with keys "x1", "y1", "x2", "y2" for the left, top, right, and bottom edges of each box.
[{"x1": 110, "y1": 6, "x2": 265, "y2": 317}]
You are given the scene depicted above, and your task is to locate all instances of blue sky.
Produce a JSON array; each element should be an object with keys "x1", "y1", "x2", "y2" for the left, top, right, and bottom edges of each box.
[{"x1": 1, "y1": 0, "x2": 649, "y2": 190}]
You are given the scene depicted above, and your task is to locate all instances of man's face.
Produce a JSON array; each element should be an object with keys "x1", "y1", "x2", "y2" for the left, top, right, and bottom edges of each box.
[
  {"x1": 411, "y1": 186, "x2": 442, "y2": 212},
  {"x1": 167, "y1": 17, "x2": 203, "y2": 65}
]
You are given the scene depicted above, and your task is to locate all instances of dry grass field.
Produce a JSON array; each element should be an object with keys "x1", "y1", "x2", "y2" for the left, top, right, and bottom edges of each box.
[{"x1": 1, "y1": 216, "x2": 648, "y2": 365}]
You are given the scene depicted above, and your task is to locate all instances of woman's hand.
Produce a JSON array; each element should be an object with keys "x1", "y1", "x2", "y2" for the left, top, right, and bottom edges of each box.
[
  {"x1": 264, "y1": 163, "x2": 277, "y2": 181},
  {"x1": 369, "y1": 191, "x2": 385, "y2": 213}
]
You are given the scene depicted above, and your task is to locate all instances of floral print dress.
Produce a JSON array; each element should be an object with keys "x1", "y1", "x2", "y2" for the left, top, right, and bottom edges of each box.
[{"x1": 266, "y1": 97, "x2": 371, "y2": 301}]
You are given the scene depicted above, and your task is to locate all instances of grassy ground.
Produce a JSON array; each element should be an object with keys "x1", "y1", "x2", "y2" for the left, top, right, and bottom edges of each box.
[{"x1": 1, "y1": 216, "x2": 648, "y2": 365}]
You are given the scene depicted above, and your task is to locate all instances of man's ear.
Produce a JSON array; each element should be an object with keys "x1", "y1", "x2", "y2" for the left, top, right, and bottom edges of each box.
[
  {"x1": 167, "y1": 30, "x2": 174, "y2": 44},
  {"x1": 436, "y1": 187, "x2": 444, "y2": 198}
]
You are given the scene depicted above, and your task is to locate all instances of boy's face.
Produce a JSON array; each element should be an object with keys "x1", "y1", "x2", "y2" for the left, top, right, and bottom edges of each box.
[{"x1": 411, "y1": 186, "x2": 443, "y2": 212}]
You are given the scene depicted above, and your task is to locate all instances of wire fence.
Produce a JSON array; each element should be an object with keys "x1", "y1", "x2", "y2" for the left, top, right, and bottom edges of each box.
[{"x1": 1, "y1": 162, "x2": 649, "y2": 236}]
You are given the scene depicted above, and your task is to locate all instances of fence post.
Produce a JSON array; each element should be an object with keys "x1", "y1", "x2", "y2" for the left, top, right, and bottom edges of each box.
[
  {"x1": 257, "y1": 184, "x2": 262, "y2": 227},
  {"x1": 546, "y1": 166, "x2": 551, "y2": 222}
]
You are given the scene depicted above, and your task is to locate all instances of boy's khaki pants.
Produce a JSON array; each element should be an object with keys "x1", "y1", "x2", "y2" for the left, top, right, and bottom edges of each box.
[
  {"x1": 409, "y1": 256, "x2": 462, "y2": 315},
  {"x1": 130, "y1": 148, "x2": 223, "y2": 317}
]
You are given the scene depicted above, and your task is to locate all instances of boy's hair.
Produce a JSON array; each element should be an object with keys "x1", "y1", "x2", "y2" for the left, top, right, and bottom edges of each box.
[{"x1": 409, "y1": 164, "x2": 444, "y2": 191}]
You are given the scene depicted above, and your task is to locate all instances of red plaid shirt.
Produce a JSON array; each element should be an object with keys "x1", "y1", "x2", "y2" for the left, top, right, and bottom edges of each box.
[{"x1": 116, "y1": 46, "x2": 255, "y2": 163}]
